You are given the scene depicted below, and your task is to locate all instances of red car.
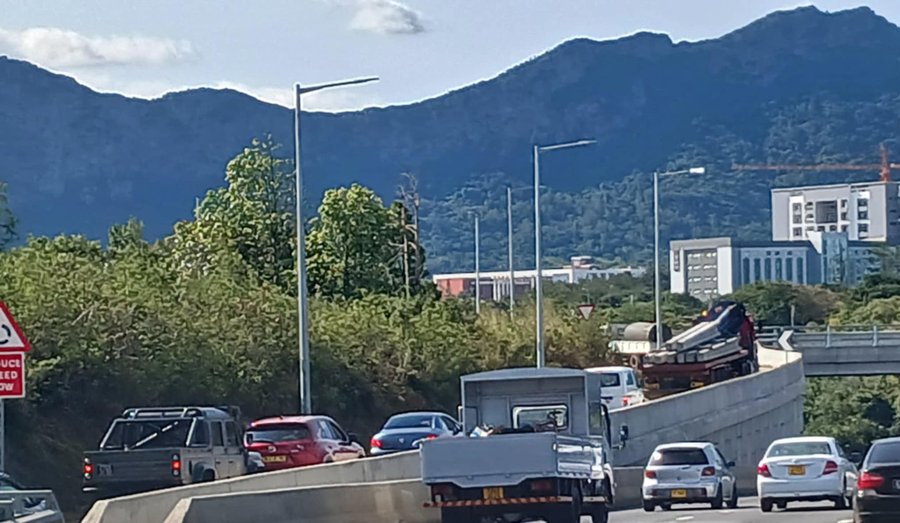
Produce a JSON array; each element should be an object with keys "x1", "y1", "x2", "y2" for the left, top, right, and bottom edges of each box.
[{"x1": 243, "y1": 415, "x2": 365, "y2": 471}]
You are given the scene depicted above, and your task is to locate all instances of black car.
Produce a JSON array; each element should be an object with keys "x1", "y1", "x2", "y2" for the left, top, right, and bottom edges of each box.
[{"x1": 853, "y1": 437, "x2": 900, "y2": 523}]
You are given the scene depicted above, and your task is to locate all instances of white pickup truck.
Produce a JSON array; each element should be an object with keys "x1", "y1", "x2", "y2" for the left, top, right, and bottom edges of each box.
[{"x1": 420, "y1": 367, "x2": 630, "y2": 523}]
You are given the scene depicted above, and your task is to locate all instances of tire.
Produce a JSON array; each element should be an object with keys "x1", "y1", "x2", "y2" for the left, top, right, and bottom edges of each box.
[
  {"x1": 660, "y1": 502, "x2": 672, "y2": 511},
  {"x1": 642, "y1": 500, "x2": 655, "y2": 512},
  {"x1": 439, "y1": 507, "x2": 470, "y2": 523},
  {"x1": 776, "y1": 501, "x2": 787, "y2": 510},
  {"x1": 202, "y1": 469, "x2": 215, "y2": 482},
  {"x1": 760, "y1": 498, "x2": 773, "y2": 512},
  {"x1": 834, "y1": 491, "x2": 848, "y2": 510},
  {"x1": 590, "y1": 507, "x2": 609, "y2": 523},
  {"x1": 546, "y1": 482, "x2": 582, "y2": 523},
  {"x1": 710, "y1": 485, "x2": 724, "y2": 509},
  {"x1": 727, "y1": 483, "x2": 739, "y2": 509}
]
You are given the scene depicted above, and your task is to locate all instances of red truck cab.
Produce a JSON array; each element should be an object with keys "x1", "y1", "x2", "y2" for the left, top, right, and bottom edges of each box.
[{"x1": 243, "y1": 415, "x2": 365, "y2": 471}]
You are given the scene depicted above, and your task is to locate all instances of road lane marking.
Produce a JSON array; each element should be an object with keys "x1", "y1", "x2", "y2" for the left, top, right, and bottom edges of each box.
[
  {"x1": 837, "y1": 520, "x2": 852, "y2": 523},
  {"x1": 674, "y1": 517, "x2": 694, "y2": 522}
]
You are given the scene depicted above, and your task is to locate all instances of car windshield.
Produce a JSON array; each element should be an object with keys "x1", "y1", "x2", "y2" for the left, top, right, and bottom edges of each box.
[
  {"x1": 384, "y1": 414, "x2": 433, "y2": 429},
  {"x1": 767, "y1": 441, "x2": 832, "y2": 457},
  {"x1": 649, "y1": 448, "x2": 709, "y2": 466},
  {"x1": 599, "y1": 373, "x2": 621, "y2": 388},
  {"x1": 245, "y1": 423, "x2": 311, "y2": 443},
  {"x1": 102, "y1": 419, "x2": 193, "y2": 450},
  {"x1": 867, "y1": 442, "x2": 900, "y2": 465}
]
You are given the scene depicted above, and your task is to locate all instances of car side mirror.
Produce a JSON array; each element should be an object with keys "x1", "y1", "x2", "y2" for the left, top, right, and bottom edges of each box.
[
  {"x1": 850, "y1": 451, "x2": 863, "y2": 465},
  {"x1": 348, "y1": 433, "x2": 361, "y2": 445},
  {"x1": 727, "y1": 461, "x2": 736, "y2": 468}
]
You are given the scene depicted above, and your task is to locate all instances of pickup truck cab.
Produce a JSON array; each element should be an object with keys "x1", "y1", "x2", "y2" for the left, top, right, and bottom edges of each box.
[
  {"x1": 421, "y1": 367, "x2": 629, "y2": 523},
  {"x1": 83, "y1": 406, "x2": 248, "y2": 498},
  {"x1": 585, "y1": 366, "x2": 644, "y2": 410}
]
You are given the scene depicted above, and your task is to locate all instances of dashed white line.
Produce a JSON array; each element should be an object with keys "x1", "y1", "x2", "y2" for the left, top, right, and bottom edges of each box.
[{"x1": 674, "y1": 517, "x2": 695, "y2": 522}]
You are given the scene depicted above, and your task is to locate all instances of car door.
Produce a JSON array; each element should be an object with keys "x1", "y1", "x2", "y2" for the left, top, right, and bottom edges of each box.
[
  {"x1": 223, "y1": 421, "x2": 246, "y2": 477},
  {"x1": 714, "y1": 447, "x2": 735, "y2": 497},
  {"x1": 441, "y1": 415, "x2": 461, "y2": 437},
  {"x1": 836, "y1": 442, "x2": 857, "y2": 496},
  {"x1": 209, "y1": 421, "x2": 228, "y2": 479},
  {"x1": 327, "y1": 420, "x2": 359, "y2": 461},
  {"x1": 315, "y1": 420, "x2": 339, "y2": 462}
]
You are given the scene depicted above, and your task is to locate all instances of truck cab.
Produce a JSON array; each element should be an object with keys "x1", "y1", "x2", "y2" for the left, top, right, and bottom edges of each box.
[
  {"x1": 585, "y1": 366, "x2": 645, "y2": 410},
  {"x1": 422, "y1": 367, "x2": 628, "y2": 523}
]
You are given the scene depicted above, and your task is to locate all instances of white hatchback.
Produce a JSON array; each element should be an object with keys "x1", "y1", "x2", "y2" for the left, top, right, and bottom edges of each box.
[
  {"x1": 586, "y1": 366, "x2": 644, "y2": 410},
  {"x1": 757, "y1": 436, "x2": 857, "y2": 512},
  {"x1": 642, "y1": 442, "x2": 738, "y2": 511}
]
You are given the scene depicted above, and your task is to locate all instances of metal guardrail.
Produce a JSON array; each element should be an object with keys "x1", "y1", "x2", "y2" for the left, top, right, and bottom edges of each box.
[
  {"x1": 774, "y1": 326, "x2": 900, "y2": 350},
  {"x1": 0, "y1": 491, "x2": 63, "y2": 523}
]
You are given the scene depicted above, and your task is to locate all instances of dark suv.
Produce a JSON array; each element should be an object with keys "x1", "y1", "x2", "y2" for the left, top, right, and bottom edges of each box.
[{"x1": 853, "y1": 437, "x2": 900, "y2": 523}]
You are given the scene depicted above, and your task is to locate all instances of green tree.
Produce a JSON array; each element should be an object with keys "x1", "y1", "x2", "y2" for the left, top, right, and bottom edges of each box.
[
  {"x1": 170, "y1": 137, "x2": 295, "y2": 288},
  {"x1": 307, "y1": 184, "x2": 405, "y2": 299}
]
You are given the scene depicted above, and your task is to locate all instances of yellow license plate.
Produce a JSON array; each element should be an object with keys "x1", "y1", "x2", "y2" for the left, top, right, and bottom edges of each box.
[
  {"x1": 788, "y1": 465, "x2": 805, "y2": 476},
  {"x1": 483, "y1": 487, "x2": 504, "y2": 500},
  {"x1": 671, "y1": 489, "x2": 687, "y2": 498},
  {"x1": 263, "y1": 455, "x2": 288, "y2": 463}
]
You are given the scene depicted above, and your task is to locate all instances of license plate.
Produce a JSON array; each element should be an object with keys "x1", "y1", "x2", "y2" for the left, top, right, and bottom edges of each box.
[
  {"x1": 483, "y1": 487, "x2": 504, "y2": 500},
  {"x1": 263, "y1": 456, "x2": 288, "y2": 463},
  {"x1": 893, "y1": 479, "x2": 900, "y2": 490},
  {"x1": 671, "y1": 489, "x2": 687, "y2": 498},
  {"x1": 96, "y1": 464, "x2": 113, "y2": 476},
  {"x1": 788, "y1": 465, "x2": 805, "y2": 476}
]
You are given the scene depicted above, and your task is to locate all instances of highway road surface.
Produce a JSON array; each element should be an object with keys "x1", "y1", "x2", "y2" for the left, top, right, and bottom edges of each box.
[{"x1": 608, "y1": 497, "x2": 852, "y2": 523}]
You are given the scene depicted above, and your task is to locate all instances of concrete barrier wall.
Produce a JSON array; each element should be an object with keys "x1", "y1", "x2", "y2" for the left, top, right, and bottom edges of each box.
[
  {"x1": 163, "y1": 467, "x2": 765, "y2": 523},
  {"x1": 609, "y1": 347, "x2": 804, "y2": 469},
  {"x1": 82, "y1": 451, "x2": 420, "y2": 523},
  {"x1": 163, "y1": 480, "x2": 436, "y2": 523}
]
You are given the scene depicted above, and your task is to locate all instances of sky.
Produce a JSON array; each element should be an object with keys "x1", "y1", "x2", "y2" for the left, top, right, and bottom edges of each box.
[{"x1": 1, "y1": 1, "x2": 899, "y2": 112}]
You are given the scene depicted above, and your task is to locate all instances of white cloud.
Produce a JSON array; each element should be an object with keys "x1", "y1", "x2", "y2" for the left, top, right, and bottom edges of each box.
[
  {"x1": 0, "y1": 26, "x2": 195, "y2": 68},
  {"x1": 349, "y1": 0, "x2": 426, "y2": 35}
]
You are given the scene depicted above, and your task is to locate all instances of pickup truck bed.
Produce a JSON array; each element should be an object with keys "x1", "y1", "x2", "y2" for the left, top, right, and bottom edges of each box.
[
  {"x1": 422, "y1": 432, "x2": 602, "y2": 488},
  {"x1": 83, "y1": 449, "x2": 182, "y2": 495}
]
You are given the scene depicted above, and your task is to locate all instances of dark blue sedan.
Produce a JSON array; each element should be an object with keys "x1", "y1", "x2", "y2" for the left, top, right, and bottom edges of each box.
[{"x1": 370, "y1": 412, "x2": 462, "y2": 455}]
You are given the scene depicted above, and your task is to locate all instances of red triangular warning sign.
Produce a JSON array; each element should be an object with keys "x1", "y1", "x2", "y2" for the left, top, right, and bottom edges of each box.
[{"x1": 0, "y1": 302, "x2": 31, "y2": 353}]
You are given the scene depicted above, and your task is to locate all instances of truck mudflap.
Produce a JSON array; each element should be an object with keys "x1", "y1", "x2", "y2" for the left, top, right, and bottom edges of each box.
[{"x1": 425, "y1": 496, "x2": 573, "y2": 508}]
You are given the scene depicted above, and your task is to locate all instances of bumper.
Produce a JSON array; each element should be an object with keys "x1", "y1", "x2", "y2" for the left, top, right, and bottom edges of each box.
[
  {"x1": 855, "y1": 492, "x2": 900, "y2": 522},
  {"x1": 757, "y1": 475, "x2": 842, "y2": 500},
  {"x1": 642, "y1": 481, "x2": 718, "y2": 502},
  {"x1": 370, "y1": 447, "x2": 409, "y2": 456}
]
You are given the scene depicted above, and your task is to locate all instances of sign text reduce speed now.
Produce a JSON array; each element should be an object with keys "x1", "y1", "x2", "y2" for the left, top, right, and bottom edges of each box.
[{"x1": 0, "y1": 353, "x2": 24, "y2": 398}]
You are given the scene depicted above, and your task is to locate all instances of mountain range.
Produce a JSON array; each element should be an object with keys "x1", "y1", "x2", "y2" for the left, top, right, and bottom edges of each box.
[{"x1": 2, "y1": 6, "x2": 900, "y2": 272}]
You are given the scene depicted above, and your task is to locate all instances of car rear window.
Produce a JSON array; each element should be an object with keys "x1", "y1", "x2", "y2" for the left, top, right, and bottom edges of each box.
[
  {"x1": 385, "y1": 415, "x2": 434, "y2": 429},
  {"x1": 867, "y1": 442, "x2": 900, "y2": 465},
  {"x1": 767, "y1": 441, "x2": 832, "y2": 457},
  {"x1": 245, "y1": 423, "x2": 311, "y2": 444},
  {"x1": 599, "y1": 373, "x2": 621, "y2": 388},
  {"x1": 102, "y1": 419, "x2": 194, "y2": 450},
  {"x1": 649, "y1": 448, "x2": 709, "y2": 466}
]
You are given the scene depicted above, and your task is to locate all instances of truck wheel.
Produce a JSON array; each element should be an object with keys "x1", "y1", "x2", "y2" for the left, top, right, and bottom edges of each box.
[
  {"x1": 589, "y1": 507, "x2": 609, "y2": 523},
  {"x1": 547, "y1": 481, "x2": 582, "y2": 523},
  {"x1": 439, "y1": 507, "x2": 470, "y2": 523},
  {"x1": 202, "y1": 469, "x2": 215, "y2": 482}
]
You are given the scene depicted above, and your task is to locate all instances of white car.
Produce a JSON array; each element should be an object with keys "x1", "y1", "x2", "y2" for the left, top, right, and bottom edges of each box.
[
  {"x1": 642, "y1": 442, "x2": 738, "y2": 512},
  {"x1": 757, "y1": 436, "x2": 857, "y2": 512},
  {"x1": 586, "y1": 366, "x2": 644, "y2": 410}
]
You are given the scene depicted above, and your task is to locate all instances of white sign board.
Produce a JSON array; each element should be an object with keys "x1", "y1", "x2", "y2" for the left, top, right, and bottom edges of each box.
[
  {"x1": 577, "y1": 304, "x2": 595, "y2": 320},
  {"x1": 0, "y1": 303, "x2": 30, "y2": 353}
]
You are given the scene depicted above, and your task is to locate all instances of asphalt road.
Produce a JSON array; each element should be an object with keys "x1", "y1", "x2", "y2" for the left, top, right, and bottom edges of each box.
[{"x1": 608, "y1": 497, "x2": 852, "y2": 523}]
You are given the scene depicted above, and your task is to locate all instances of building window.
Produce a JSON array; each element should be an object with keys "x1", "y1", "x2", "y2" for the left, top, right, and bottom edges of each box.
[
  {"x1": 797, "y1": 258, "x2": 804, "y2": 284},
  {"x1": 775, "y1": 258, "x2": 783, "y2": 280},
  {"x1": 818, "y1": 226, "x2": 826, "y2": 231},
  {"x1": 764, "y1": 259, "x2": 772, "y2": 280},
  {"x1": 829, "y1": 225, "x2": 837, "y2": 232},
  {"x1": 841, "y1": 199, "x2": 848, "y2": 209},
  {"x1": 792, "y1": 227, "x2": 802, "y2": 237},
  {"x1": 786, "y1": 258, "x2": 793, "y2": 281},
  {"x1": 742, "y1": 258, "x2": 750, "y2": 283},
  {"x1": 792, "y1": 202, "x2": 802, "y2": 213},
  {"x1": 805, "y1": 202, "x2": 813, "y2": 209},
  {"x1": 841, "y1": 212, "x2": 848, "y2": 221},
  {"x1": 859, "y1": 210, "x2": 869, "y2": 220},
  {"x1": 859, "y1": 198, "x2": 869, "y2": 208},
  {"x1": 841, "y1": 225, "x2": 848, "y2": 232},
  {"x1": 859, "y1": 223, "x2": 869, "y2": 233},
  {"x1": 753, "y1": 259, "x2": 761, "y2": 281},
  {"x1": 793, "y1": 214, "x2": 802, "y2": 224}
]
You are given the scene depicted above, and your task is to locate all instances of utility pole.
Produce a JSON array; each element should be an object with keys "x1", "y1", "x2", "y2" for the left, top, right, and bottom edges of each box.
[
  {"x1": 474, "y1": 213, "x2": 481, "y2": 315},
  {"x1": 507, "y1": 186, "x2": 515, "y2": 314}
]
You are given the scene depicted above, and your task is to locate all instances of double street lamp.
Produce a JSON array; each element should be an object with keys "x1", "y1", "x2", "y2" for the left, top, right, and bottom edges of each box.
[
  {"x1": 533, "y1": 140, "x2": 595, "y2": 368},
  {"x1": 294, "y1": 77, "x2": 378, "y2": 415},
  {"x1": 653, "y1": 167, "x2": 706, "y2": 350}
]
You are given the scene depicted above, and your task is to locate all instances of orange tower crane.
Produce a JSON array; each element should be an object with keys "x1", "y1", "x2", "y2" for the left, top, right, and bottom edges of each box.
[{"x1": 732, "y1": 143, "x2": 900, "y2": 182}]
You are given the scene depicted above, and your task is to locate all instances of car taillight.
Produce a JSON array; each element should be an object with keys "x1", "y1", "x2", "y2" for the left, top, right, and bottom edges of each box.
[
  {"x1": 702, "y1": 466, "x2": 716, "y2": 477},
  {"x1": 83, "y1": 459, "x2": 94, "y2": 479},
  {"x1": 371, "y1": 437, "x2": 382, "y2": 449},
  {"x1": 623, "y1": 397, "x2": 630, "y2": 406},
  {"x1": 757, "y1": 463, "x2": 771, "y2": 478},
  {"x1": 823, "y1": 460, "x2": 838, "y2": 475},
  {"x1": 530, "y1": 479, "x2": 554, "y2": 492},
  {"x1": 426, "y1": 434, "x2": 438, "y2": 440},
  {"x1": 171, "y1": 455, "x2": 181, "y2": 477},
  {"x1": 644, "y1": 470, "x2": 657, "y2": 479},
  {"x1": 858, "y1": 471, "x2": 885, "y2": 490}
]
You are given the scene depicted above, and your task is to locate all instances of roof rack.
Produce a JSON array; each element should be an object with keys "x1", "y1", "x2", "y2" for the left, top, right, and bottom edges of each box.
[{"x1": 121, "y1": 407, "x2": 206, "y2": 419}]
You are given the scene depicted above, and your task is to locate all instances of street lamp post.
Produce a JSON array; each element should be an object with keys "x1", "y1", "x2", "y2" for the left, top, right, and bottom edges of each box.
[
  {"x1": 294, "y1": 76, "x2": 378, "y2": 414},
  {"x1": 507, "y1": 186, "x2": 514, "y2": 314},
  {"x1": 534, "y1": 139, "x2": 596, "y2": 368},
  {"x1": 474, "y1": 213, "x2": 481, "y2": 315},
  {"x1": 653, "y1": 166, "x2": 706, "y2": 350}
]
